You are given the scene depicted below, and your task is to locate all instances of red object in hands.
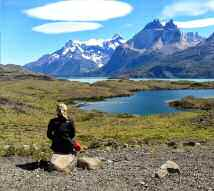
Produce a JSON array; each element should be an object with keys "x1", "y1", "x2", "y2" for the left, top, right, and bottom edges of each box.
[{"x1": 73, "y1": 140, "x2": 81, "y2": 151}]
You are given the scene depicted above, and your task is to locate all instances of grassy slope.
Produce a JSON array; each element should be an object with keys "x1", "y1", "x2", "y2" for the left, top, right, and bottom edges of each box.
[
  {"x1": 0, "y1": 79, "x2": 214, "y2": 159},
  {"x1": 0, "y1": 64, "x2": 53, "y2": 81}
]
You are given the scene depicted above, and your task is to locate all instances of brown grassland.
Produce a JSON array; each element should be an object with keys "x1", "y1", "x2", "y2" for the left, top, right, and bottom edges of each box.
[{"x1": 0, "y1": 79, "x2": 214, "y2": 160}]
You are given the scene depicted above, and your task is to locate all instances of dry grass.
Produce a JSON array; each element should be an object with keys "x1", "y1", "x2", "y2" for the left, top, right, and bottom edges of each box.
[{"x1": 0, "y1": 79, "x2": 214, "y2": 160}]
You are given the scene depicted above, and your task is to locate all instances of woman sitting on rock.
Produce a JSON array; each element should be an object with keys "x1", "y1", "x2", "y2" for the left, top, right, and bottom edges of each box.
[{"x1": 47, "y1": 103, "x2": 80, "y2": 172}]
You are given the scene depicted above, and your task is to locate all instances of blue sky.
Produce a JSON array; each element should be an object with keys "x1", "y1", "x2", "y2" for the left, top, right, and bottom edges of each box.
[{"x1": 2, "y1": 0, "x2": 214, "y2": 65}]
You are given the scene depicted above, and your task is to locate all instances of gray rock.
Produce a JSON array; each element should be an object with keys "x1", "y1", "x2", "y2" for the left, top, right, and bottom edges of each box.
[
  {"x1": 50, "y1": 154, "x2": 76, "y2": 174},
  {"x1": 155, "y1": 160, "x2": 180, "y2": 178},
  {"x1": 77, "y1": 157, "x2": 103, "y2": 170},
  {"x1": 161, "y1": 160, "x2": 180, "y2": 174}
]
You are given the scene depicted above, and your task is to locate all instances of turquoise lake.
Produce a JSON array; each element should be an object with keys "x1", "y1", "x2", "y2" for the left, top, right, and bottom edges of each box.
[
  {"x1": 59, "y1": 77, "x2": 214, "y2": 84},
  {"x1": 80, "y1": 89, "x2": 214, "y2": 115}
]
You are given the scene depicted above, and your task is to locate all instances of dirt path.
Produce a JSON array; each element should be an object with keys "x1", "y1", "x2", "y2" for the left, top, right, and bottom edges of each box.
[{"x1": 0, "y1": 144, "x2": 213, "y2": 191}]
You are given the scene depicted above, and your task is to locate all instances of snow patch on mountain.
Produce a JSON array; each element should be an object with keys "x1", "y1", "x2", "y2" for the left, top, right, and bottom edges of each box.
[
  {"x1": 25, "y1": 34, "x2": 125, "y2": 76},
  {"x1": 128, "y1": 19, "x2": 203, "y2": 54}
]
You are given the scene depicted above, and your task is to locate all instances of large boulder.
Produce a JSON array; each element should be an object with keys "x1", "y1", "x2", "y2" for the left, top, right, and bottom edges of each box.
[
  {"x1": 155, "y1": 160, "x2": 180, "y2": 178},
  {"x1": 50, "y1": 154, "x2": 76, "y2": 174},
  {"x1": 77, "y1": 157, "x2": 103, "y2": 170}
]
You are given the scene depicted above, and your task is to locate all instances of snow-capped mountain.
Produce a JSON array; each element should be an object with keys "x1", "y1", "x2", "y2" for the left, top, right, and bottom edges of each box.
[
  {"x1": 127, "y1": 19, "x2": 203, "y2": 54},
  {"x1": 101, "y1": 20, "x2": 204, "y2": 76},
  {"x1": 182, "y1": 32, "x2": 204, "y2": 46},
  {"x1": 25, "y1": 34, "x2": 125, "y2": 76}
]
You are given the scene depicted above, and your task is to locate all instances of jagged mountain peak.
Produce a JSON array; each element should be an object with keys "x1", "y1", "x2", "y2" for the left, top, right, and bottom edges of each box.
[
  {"x1": 144, "y1": 19, "x2": 163, "y2": 30},
  {"x1": 65, "y1": 40, "x2": 75, "y2": 48},
  {"x1": 25, "y1": 19, "x2": 207, "y2": 78},
  {"x1": 128, "y1": 19, "x2": 203, "y2": 51},
  {"x1": 164, "y1": 19, "x2": 178, "y2": 30},
  {"x1": 63, "y1": 35, "x2": 125, "y2": 48},
  {"x1": 102, "y1": 19, "x2": 207, "y2": 77},
  {"x1": 25, "y1": 35, "x2": 126, "y2": 76},
  {"x1": 112, "y1": 34, "x2": 123, "y2": 41}
]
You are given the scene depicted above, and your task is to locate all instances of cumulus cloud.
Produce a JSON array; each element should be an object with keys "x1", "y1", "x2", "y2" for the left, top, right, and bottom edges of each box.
[
  {"x1": 174, "y1": 18, "x2": 214, "y2": 29},
  {"x1": 24, "y1": 0, "x2": 133, "y2": 21},
  {"x1": 162, "y1": 0, "x2": 214, "y2": 18},
  {"x1": 32, "y1": 22, "x2": 103, "y2": 34}
]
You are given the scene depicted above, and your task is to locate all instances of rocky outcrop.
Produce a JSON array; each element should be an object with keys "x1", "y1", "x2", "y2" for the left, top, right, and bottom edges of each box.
[{"x1": 169, "y1": 96, "x2": 214, "y2": 110}]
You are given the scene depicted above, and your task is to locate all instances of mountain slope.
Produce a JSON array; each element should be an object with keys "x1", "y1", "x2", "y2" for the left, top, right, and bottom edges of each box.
[
  {"x1": 101, "y1": 20, "x2": 204, "y2": 77},
  {"x1": 130, "y1": 33, "x2": 214, "y2": 78},
  {"x1": 25, "y1": 35, "x2": 125, "y2": 77}
]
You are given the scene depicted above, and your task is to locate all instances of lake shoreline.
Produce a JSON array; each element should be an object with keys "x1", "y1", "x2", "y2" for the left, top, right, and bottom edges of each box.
[
  {"x1": 58, "y1": 76, "x2": 214, "y2": 84},
  {"x1": 68, "y1": 80, "x2": 214, "y2": 108},
  {"x1": 79, "y1": 88, "x2": 214, "y2": 116},
  {"x1": 1, "y1": 78, "x2": 214, "y2": 160}
]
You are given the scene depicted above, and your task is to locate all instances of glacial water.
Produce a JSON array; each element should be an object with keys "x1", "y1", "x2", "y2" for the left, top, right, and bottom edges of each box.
[
  {"x1": 62, "y1": 77, "x2": 214, "y2": 84},
  {"x1": 80, "y1": 89, "x2": 214, "y2": 115}
]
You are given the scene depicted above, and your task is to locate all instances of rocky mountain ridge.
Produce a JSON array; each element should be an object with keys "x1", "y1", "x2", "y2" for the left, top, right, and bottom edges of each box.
[
  {"x1": 25, "y1": 19, "x2": 210, "y2": 78},
  {"x1": 25, "y1": 35, "x2": 125, "y2": 76},
  {"x1": 101, "y1": 20, "x2": 208, "y2": 77},
  {"x1": 113, "y1": 32, "x2": 214, "y2": 78}
]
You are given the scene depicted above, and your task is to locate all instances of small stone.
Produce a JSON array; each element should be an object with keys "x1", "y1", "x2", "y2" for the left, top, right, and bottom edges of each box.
[
  {"x1": 98, "y1": 157, "x2": 106, "y2": 161},
  {"x1": 107, "y1": 160, "x2": 113, "y2": 164},
  {"x1": 77, "y1": 157, "x2": 103, "y2": 170},
  {"x1": 139, "y1": 181, "x2": 146, "y2": 185}
]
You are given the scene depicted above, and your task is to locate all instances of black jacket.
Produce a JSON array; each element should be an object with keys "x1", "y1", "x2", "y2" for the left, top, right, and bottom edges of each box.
[{"x1": 47, "y1": 116, "x2": 76, "y2": 154}]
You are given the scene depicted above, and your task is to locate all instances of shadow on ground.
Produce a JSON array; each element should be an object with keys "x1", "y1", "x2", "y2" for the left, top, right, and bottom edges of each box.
[{"x1": 16, "y1": 160, "x2": 53, "y2": 171}]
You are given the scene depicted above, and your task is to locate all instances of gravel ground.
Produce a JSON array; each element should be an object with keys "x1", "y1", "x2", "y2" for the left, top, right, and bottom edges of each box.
[{"x1": 0, "y1": 144, "x2": 214, "y2": 191}]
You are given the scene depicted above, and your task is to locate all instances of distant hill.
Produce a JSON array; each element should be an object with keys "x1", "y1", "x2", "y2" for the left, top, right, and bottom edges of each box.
[
  {"x1": 25, "y1": 35, "x2": 125, "y2": 77},
  {"x1": 101, "y1": 19, "x2": 205, "y2": 77},
  {"x1": 0, "y1": 64, "x2": 53, "y2": 80}
]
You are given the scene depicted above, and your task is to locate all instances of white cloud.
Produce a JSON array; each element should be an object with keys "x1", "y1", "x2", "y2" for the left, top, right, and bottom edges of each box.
[
  {"x1": 32, "y1": 22, "x2": 103, "y2": 34},
  {"x1": 24, "y1": 0, "x2": 133, "y2": 21},
  {"x1": 162, "y1": 0, "x2": 214, "y2": 18},
  {"x1": 174, "y1": 18, "x2": 214, "y2": 29}
]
